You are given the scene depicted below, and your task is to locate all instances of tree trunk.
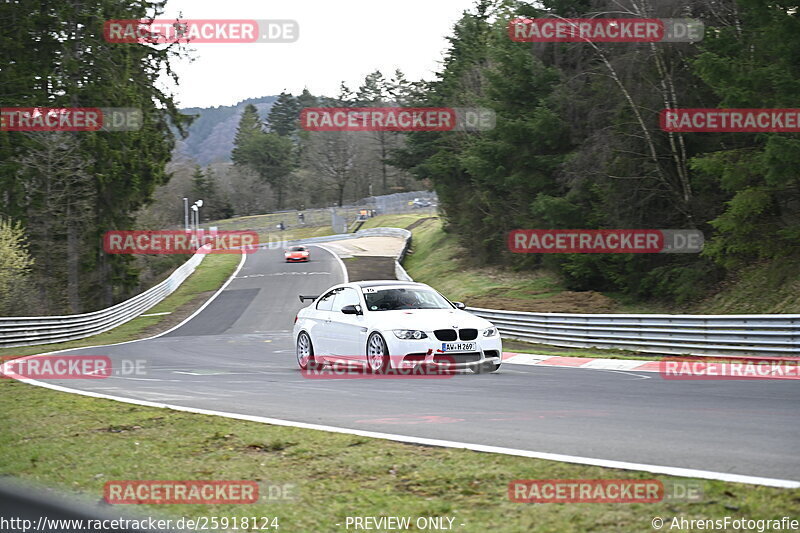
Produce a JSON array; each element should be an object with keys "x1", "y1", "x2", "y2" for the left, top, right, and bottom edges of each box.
[{"x1": 66, "y1": 206, "x2": 80, "y2": 313}]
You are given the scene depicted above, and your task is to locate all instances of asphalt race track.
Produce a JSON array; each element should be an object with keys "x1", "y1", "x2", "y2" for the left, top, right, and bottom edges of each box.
[{"x1": 43, "y1": 246, "x2": 800, "y2": 483}]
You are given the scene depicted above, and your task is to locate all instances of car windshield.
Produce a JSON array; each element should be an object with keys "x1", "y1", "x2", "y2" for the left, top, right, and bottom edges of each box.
[
  {"x1": 362, "y1": 287, "x2": 452, "y2": 311},
  {"x1": 289, "y1": 246, "x2": 306, "y2": 251}
]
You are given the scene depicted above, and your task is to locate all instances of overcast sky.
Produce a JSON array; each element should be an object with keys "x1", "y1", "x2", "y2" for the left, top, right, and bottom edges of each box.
[{"x1": 158, "y1": 0, "x2": 480, "y2": 109}]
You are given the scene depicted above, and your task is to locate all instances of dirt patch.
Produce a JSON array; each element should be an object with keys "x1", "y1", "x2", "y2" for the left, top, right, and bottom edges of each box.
[
  {"x1": 344, "y1": 256, "x2": 398, "y2": 282},
  {"x1": 405, "y1": 217, "x2": 438, "y2": 231},
  {"x1": 466, "y1": 290, "x2": 618, "y2": 313}
]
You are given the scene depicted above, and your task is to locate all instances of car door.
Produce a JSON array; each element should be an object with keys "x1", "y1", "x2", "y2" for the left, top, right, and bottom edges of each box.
[
  {"x1": 327, "y1": 287, "x2": 367, "y2": 363},
  {"x1": 310, "y1": 288, "x2": 340, "y2": 357}
]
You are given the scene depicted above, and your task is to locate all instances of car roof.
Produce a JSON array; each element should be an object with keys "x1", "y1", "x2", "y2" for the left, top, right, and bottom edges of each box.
[{"x1": 352, "y1": 280, "x2": 426, "y2": 288}]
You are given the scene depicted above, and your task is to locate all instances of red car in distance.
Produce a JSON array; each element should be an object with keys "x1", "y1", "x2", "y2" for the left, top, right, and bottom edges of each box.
[{"x1": 285, "y1": 245, "x2": 310, "y2": 262}]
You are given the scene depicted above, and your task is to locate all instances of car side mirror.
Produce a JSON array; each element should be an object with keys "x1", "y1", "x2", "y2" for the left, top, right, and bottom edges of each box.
[
  {"x1": 341, "y1": 304, "x2": 362, "y2": 315},
  {"x1": 453, "y1": 301, "x2": 466, "y2": 310}
]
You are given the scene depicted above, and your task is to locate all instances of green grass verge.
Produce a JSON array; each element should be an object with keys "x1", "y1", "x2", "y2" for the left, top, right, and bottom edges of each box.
[
  {"x1": 211, "y1": 208, "x2": 362, "y2": 232},
  {"x1": 360, "y1": 214, "x2": 430, "y2": 230},
  {"x1": 0, "y1": 253, "x2": 241, "y2": 359},
  {"x1": 403, "y1": 218, "x2": 563, "y2": 304},
  {"x1": 2, "y1": 380, "x2": 797, "y2": 532},
  {"x1": 257, "y1": 225, "x2": 337, "y2": 244}
]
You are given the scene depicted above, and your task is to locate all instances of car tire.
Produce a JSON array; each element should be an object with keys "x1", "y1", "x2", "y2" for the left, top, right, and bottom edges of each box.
[
  {"x1": 366, "y1": 332, "x2": 390, "y2": 374},
  {"x1": 296, "y1": 331, "x2": 321, "y2": 370},
  {"x1": 474, "y1": 361, "x2": 501, "y2": 374}
]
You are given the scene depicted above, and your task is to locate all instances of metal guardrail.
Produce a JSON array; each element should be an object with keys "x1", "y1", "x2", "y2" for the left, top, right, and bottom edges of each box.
[
  {"x1": 466, "y1": 307, "x2": 800, "y2": 357},
  {"x1": 0, "y1": 248, "x2": 208, "y2": 349}
]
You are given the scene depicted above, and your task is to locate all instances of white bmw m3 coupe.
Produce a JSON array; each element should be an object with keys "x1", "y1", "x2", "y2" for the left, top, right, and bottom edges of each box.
[{"x1": 293, "y1": 280, "x2": 502, "y2": 373}]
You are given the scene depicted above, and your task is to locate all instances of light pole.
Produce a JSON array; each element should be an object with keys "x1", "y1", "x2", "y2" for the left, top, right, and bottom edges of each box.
[
  {"x1": 183, "y1": 197, "x2": 189, "y2": 231},
  {"x1": 191, "y1": 204, "x2": 198, "y2": 234},
  {"x1": 194, "y1": 199, "x2": 204, "y2": 232}
]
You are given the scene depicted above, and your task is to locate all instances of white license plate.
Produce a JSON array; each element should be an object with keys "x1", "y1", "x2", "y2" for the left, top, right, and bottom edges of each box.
[{"x1": 441, "y1": 342, "x2": 476, "y2": 352}]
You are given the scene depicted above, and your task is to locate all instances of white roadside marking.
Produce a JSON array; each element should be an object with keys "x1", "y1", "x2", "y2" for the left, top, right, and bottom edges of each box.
[
  {"x1": 16, "y1": 378, "x2": 800, "y2": 489},
  {"x1": 503, "y1": 354, "x2": 555, "y2": 365},
  {"x1": 108, "y1": 377, "x2": 173, "y2": 382},
  {"x1": 314, "y1": 244, "x2": 349, "y2": 283},
  {"x1": 592, "y1": 369, "x2": 653, "y2": 379},
  {"x1": 503, "y1": 353, "x2": 661, "y2": 373},
  {"x1": 580, "y1": 358, "x2": 653, "y2": 371}
]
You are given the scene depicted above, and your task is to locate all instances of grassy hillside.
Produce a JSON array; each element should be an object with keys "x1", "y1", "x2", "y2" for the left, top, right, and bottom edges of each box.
[
  {"x1": 400, "y1": 217, "x2": 800, "y2": 315},
  {"x1": 694, "y1": 260, "x2": 800, "y2": 314},
  {"x1": 401, "y1": 218, "x2": 618, "y2": 313}
]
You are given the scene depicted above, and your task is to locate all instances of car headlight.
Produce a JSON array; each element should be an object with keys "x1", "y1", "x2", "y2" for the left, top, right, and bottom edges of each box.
[
  {"x1": 483, "y1": 327, "x2": 498, "y2": 337},
  {"x1": 393, "y1": 329, "x2": 428, "y2": 340}
]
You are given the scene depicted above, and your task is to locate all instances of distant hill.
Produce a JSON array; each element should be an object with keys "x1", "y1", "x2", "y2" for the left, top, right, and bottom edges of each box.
[{"x1": 173, "y1": 96, "x2": 278, "y2": 165}]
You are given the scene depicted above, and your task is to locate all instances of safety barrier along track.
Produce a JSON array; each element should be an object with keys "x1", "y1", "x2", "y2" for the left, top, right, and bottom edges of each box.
[
  {"x1": 466, "y1": 307, "x2": 800, "y2": 357},
  {"x1": 0, "y1": 248, "x2": 208, "y2": 348}
]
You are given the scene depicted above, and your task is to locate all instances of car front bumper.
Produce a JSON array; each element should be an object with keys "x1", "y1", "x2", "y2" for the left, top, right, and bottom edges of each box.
[{"x1": 384, "y1": 334, "x2": 502, "y2": 369}]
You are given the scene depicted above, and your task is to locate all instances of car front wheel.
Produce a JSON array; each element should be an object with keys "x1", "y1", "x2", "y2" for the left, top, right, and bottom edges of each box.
[{"x1": 366, "y1": 332, "x2": 390, "y2": 373}]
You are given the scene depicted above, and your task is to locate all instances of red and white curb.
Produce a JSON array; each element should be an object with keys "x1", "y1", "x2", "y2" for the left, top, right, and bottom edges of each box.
[{"x1": 503, "y1": 352, "x2": 661, "y2": 372}]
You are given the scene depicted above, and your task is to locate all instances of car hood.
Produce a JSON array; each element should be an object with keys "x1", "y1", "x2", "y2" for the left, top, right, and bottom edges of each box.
[{"x1": 368, "y1": 308, "x2": 493, "y2": 331}]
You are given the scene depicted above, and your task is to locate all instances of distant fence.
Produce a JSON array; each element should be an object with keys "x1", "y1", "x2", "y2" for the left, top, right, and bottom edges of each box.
[
  {"x1": 0, "y1": 248, "x2": 208, "y2": 349},
  {"x1": 266, "y1": 227, "x2": 412, "y2": 249},
  {"x1": 221, "y1": 191, "x2": 437, "y2": 234}
]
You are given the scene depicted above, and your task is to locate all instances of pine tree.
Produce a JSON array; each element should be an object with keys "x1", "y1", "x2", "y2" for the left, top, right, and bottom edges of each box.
[
  {"x1": 296, "y1": 88, "x2": 318, "y2": 110},
  {"x1": 356, "y1": 71, "x2": 388, "y2": 105},
  {"x1": 232, "y1": 104, "x2": 263, "y2": 165},
  {"x1": 191, "y1": 166, "x2": 207, "y2": 198},
  {"x1": 267, "y1": 91, "x2": 300, "y2": 137}
]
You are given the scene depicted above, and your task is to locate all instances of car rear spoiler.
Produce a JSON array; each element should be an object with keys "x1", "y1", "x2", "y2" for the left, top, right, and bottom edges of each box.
[{"x1": 298, "y1": 295, "x2": 319, "y2": 302}]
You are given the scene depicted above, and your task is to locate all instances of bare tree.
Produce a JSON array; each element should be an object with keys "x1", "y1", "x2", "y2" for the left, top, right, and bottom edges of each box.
[
  {"x1": 14, "y1": 132, "x2": 95, "y2": 313},
  {"x1": 303, "y1": 131, "x2": 363, "y2": 206}
]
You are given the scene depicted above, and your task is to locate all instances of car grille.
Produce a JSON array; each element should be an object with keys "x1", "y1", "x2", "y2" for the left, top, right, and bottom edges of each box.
[
  {"x1": 433, "y1": 328, "x2": 478, "y2": 341},
  {"x1": 434, "y1": 353, "x2": 481, "y2": 364},
  {"x1": 458, "y1": 328, "x2": 477, "y2": 340},
  {"x1": 434, "y1": 329, "x2": 457, "y2": 341}
]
